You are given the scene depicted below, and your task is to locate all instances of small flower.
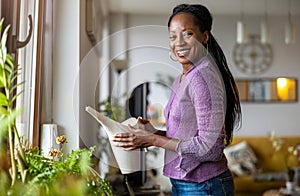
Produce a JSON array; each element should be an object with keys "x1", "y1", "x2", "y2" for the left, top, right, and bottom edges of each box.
[
  {"x1": 287, "y1": 146, "x2": 297, "y2": 156},
  {"x1": 269, "y1": 131, "x2": 299, "y2": 168},
  {"x1": 48, "y1": 148, "x2": 60, "y2": 159},
  {"x1": 269, "y1": 131, "x2": 284, "y2": 152},
  {"x1": 56, "y1": 135, "x2": 67, "y2": 144}
]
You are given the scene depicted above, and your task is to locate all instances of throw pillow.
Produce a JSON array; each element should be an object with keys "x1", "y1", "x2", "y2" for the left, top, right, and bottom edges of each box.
[{"x1": 224, "y1": 141, "x2": 259, "y2": 176}]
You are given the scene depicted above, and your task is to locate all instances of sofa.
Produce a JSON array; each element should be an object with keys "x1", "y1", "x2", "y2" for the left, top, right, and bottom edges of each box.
[{"x1": 225, "y1": 136, "x2": 300, "y2": 196}]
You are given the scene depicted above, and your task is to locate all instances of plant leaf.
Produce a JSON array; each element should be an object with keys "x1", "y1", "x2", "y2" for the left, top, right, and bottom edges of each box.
[
  {"x1": 11, "y1": 90, "x2": 24, "y2": 104},
  {"x1": 10, "y1": 80, "x2": 25, "y2": 93},
  {"x1": 1, "y1": 24, "x2": 10, "y2": 54},
  {"x1": 0, "y1": 109, "x2": 22, "y2": 143},
  {"x1": 0, "y1": 81, "x2": 3, "y2": 88},
  {"x1": 4, "y1": 64, "x2": 12, "y2": 74},
  {"x1": 6, "y1": 54, "x2": 15, "y2": 68},
  {"x1": 0, "y1": 18, "x2": 4, "y2": 34},
  {"x1": 0, "y1": 92, "x2": 8, "y2": 106},
  {"x1": 0, "y1": 106, "x2": 8, "y2": 116}
]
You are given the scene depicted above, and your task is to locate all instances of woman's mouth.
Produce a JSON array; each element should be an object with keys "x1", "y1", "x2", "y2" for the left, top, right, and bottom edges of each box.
[{"x1": 176, "y1": 49, "x2": 190, "y2": 57}]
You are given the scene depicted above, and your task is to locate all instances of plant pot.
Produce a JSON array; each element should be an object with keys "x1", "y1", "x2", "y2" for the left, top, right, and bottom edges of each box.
[{"x1": 286, "y1": 181, "x2": 295, "y2": 191}]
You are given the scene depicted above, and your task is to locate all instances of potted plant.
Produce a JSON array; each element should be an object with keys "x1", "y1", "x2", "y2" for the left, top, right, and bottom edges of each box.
[{"x1": 0, "y1": 18, "x2": 113, "y2": 195}]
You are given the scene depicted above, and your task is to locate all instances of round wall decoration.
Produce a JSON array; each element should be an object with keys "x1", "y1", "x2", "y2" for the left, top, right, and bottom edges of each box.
[{"x1": 233, "y1": 35, "x2": 273, "y2": 75}]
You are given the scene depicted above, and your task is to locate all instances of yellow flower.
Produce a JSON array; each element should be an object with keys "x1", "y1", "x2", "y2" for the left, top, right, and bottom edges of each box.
[
  {"x1": 56, "y1": 135, "x2": 67, "y2": 144},
  {"x1": 48, "y1": 149, "x2": 60, "y2": 159},
  {"x1": 287, "y1": 146, "x2": 297, "y2": 156},
  {"x1": 269, "y1": 131, "x2": 299, "y2": 168},
  {"x1": 269, "y1": 131, "x2": 284, "y2": 152}
]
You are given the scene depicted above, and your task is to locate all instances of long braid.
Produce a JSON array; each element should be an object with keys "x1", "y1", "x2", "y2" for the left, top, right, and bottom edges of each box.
[{"x1": 208, "y1": 34, "x2": 241, "y2": 145}]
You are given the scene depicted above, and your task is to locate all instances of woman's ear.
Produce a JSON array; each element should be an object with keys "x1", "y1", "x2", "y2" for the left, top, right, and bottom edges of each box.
[{"x1": 202, "y1": 31, "x2": 210, "y2": 44}]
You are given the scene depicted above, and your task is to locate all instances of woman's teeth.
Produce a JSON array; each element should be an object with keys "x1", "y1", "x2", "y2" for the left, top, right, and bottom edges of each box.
[{"x1": 177, "y1": 49, "x2": 189, "y2": 57}]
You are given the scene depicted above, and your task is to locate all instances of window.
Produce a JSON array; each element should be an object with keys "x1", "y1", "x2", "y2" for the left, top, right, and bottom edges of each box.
[{"x1": 1, "y1": 0, "x2": 43, "y2": 146}]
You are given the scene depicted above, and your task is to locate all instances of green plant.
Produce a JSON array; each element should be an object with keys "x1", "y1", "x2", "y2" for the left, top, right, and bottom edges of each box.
[
  {"x1": 0, "y1": 17, "x2": 27, "y2": 186},
  {"x1": 0, "y1": 18, "x2": 113, "y2": 195},
  {"x1": 269, "y1": 131, "x2": 299, "y2": 182},
  {"x1": 98, "y1": 95, "x2": 126, "y2": 122},
  {"x1": 269, "y1": 131, "x2": 298, "y2": 167},
  {"x1": 1, "y1": 142, "x2": 113, "y2": 195}
]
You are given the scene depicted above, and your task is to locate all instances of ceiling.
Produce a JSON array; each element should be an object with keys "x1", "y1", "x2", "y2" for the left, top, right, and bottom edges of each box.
[{"x1": 108, "y1": 0, "x2": 300, "y2": 16}]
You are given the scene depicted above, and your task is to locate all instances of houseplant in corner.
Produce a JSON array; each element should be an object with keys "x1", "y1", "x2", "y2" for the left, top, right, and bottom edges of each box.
[
  {"x1": 269, "y1": 131, "x2": 299, "y2": 192},
  {"x1": 0, "y1": 18, "x2": 113, "y2": 195}
]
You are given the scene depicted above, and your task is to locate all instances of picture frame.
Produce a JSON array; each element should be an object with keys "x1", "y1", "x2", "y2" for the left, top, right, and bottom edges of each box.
[{"x1": 235, "y1": 78, "x2": 298, "y2": 103}]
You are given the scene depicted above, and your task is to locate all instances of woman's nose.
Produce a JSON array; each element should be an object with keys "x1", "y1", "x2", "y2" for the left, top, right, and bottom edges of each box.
[{"x1": 175, "y1": 35, "x2": 186, "y2": 46}]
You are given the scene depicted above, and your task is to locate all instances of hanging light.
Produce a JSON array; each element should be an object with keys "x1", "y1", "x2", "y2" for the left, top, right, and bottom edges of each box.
[
  {"x1": 285, "y1": 0, "x2": 296, "y2": 44},
  {"x1": 261, "y1": 0, "x2": 270, "y2": 44},
  {"x1": 236, "y1": 0, "x2": 247, "y2": 44},
  {"x1": 237, "y1": 21, "x2": 247, "y2": 44}
]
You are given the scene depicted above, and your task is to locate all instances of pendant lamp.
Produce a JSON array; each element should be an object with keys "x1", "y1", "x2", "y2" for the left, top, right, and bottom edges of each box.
[
  {"x1": 285, "y1": 0, "x2": 296, "y2": 44},
  {"x1": 236, "y1": 0, "x2": 247, "y2": 44},
  {"x1": 261, "y1": 0, "x2": 270, "y2": 44}
]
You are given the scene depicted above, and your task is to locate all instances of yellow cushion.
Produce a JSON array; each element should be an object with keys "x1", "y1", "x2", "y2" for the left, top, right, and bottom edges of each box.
[{"x1": 231, "y1": 136, "x2": 300, "y2": 172}]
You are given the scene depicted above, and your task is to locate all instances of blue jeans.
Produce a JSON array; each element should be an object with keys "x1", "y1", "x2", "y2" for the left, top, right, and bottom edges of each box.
[{"x1": 170, "y1": 170, "x2": 234, "y2": 196}]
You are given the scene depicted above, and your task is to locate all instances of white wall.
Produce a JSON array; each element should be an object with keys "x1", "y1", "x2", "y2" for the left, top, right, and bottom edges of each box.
[
  {"x1": 213, "y1": 15, "x2": 300, "y2": 136},
  {"x1": 79, "y1": 0, "x2": 101, "y2": 150},
  {"x1": 53, "y1": 0, "x2": 80, "y2": 152},
  {"x1": 110, "y1": 13, "x2": 300, "y2": 137},
  {"x1": 52, "y1": 0, "x2": 108, "y2": 153}
]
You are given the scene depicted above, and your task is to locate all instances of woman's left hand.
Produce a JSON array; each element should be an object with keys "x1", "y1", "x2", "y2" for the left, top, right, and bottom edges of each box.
[{"x1": 112, "y1": 125, "x2": 154, "y2": 150}]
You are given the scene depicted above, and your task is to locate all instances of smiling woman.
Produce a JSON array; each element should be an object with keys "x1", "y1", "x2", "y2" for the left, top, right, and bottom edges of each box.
[{"x1": 111, "y1": 4, "x2": 241, "y2": 196}]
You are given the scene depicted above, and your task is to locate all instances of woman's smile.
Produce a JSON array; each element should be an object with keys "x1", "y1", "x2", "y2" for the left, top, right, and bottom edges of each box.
[{"x1": 176, "y1": 48, "x2": 191, "y2": 57}]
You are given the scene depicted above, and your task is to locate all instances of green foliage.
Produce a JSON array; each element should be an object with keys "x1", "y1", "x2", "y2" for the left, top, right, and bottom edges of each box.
[
  {"x1": 0, "y1": 17, "x2": 27, "y2": 186},
  {"x1": 23, "y1": 146, "x2": 113, "y2": 195},
  {"x1": 98, "y1": 94, "x2": 127, "y2": 122},
  {"x1": 0, "y1": 18, "x2": 114, "y2": 195},
  {"x1": 1, "y1": 139, "x2": 114, "y2": 195}
]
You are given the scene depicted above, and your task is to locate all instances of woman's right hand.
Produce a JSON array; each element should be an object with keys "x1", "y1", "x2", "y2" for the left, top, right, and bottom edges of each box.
[
  {"x1": 135, "y1": 117, "x2": 157, "y2": 133},
  {"x1": 112, "y1": 124, "x2": 154, "y2": 150}
]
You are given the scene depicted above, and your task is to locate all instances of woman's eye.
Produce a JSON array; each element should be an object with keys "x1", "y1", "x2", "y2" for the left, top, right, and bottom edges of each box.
[
  {"x1": 183, "y1": 32, "x2": 192, "y2": 38},
  {"x1": 169, "y1": 34, "x2": 176, "y2": 40}
]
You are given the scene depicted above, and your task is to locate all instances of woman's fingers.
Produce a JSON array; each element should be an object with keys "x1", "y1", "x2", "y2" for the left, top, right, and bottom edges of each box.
[
  {"x1": 112, "y1": 133, "x2": 138, "y2": 150},
  {"x1": 112, "y1": 133, "x2": 135, "y2": 141},
  {"x1": 137, "y1": 117, "x2": 149, "y2": 124},
  {"x1": 111, "y1": 126, "x2": 152, "y2": 150}
]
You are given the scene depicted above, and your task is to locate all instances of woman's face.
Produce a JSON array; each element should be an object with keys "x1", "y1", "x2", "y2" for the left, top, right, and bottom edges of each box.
[{"x1": 169, "y1": 13, "x2": 207, "y2": 65}]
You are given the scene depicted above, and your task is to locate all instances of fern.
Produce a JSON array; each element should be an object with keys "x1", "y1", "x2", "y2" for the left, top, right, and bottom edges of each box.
[{"x1": 0, "y1": 18, "x2": 113, "y2": 195}]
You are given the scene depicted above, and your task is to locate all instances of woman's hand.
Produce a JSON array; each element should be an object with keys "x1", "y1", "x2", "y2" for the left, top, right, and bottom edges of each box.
[
  {"x1": 134, "y1": 117, "x2": 157, "y2": 133},
  {"x1": 112, "y1": 124, "x2": 154, "y2": 151},
  {"x1": 112, "y1": 117, "x2": 178, "y2": 151}
]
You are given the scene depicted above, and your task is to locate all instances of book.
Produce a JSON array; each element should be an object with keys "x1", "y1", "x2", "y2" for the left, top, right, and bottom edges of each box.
[{"x1": 85, "y1": 106, "x2": 142, "y2": 174}]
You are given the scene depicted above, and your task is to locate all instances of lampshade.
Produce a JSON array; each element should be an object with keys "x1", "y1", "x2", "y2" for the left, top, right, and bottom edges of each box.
[
  {"x1": 261, "y1": 21, "x2": 270, "y2": 44},
  {"x1": 285, "y1": 0, "x2": 296, "y2": 44},
  {"x1": 261, "y1": 0, "x2": 270, "y2": 44},
  {"x1": 237, "y1": 21, "x2": 248, "y2": 44},
  {"x1": 285, "y1": 21, "x2": 296, "y2": 44}
]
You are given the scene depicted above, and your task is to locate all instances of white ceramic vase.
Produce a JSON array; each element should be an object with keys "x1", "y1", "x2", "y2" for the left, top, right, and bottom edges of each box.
[{"x1": 286, "y1": 181, "x2": 295, "y2": 192}]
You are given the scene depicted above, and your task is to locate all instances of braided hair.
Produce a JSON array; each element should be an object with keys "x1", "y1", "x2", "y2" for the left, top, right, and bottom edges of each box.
[{"x1": 168, "y1": 4, "x2": 242, "y2": 146}]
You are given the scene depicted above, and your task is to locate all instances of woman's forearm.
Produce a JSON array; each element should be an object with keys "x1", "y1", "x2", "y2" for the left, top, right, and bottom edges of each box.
[{"x1": 151, "y1": 133, "x2": 179, "y2": 152}]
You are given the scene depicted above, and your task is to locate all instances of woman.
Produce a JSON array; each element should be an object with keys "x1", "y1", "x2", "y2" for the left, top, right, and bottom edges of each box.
[{"x1": 112, "y1": 4, "x2": 241, "y2": 195}]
